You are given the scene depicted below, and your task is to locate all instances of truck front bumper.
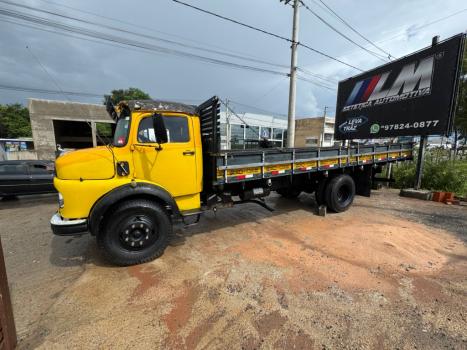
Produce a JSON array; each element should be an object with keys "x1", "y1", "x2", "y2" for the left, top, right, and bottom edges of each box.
[{"x1": 50, "y1": 213, "x2": 88, "y2": 236}]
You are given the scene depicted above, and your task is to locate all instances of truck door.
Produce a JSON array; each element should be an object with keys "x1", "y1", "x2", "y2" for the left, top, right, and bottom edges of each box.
[{"x1": 132, "y1": 114, "x2": 199, "y2": 198}]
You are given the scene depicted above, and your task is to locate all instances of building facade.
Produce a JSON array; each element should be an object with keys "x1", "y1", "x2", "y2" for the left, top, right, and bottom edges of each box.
[
  {"x1": 295, "y1": 117, "x2": 336, "y2": 148},
  {"x1": 219, "y1": 110, "x2": 288, "y2": 150},
  {"x1": 29, "y1": 99, "x2": 114, "y2": 160}
]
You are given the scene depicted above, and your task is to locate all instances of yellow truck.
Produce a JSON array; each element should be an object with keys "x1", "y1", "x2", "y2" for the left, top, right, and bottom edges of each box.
[{"x1": 50, "y1": 97, "x2": 414, "y2": 266}]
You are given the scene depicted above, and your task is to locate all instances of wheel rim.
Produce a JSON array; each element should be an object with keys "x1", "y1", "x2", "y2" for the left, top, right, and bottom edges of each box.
[
  {"x1": 119, "y1": 215, "x2": 158, "y2": 251},
  {"x1": 337, "y1": 185, "x2": 351, "y2": 204}
]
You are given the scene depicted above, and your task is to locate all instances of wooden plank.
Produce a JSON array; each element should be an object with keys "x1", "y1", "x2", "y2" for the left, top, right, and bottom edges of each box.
[{"x1": 0, "y1": 236, "x2": 16, "y2": 350}]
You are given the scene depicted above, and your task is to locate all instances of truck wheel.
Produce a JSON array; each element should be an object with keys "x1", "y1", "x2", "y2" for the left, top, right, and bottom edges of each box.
[
  {"x1": 324, "y1": 174, "x2": 355, "y2": 213},
  {"x1": 97, "y1": 199, "x2": 172, "y2": 266},
  {"x1": 277, "y1": 187, "x2": 301, "y2": 198}
]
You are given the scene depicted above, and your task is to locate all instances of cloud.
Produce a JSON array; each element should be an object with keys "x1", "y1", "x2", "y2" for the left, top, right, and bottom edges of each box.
[{"x1": 0, "y1": 0, "x2": 465, "y2": 118}]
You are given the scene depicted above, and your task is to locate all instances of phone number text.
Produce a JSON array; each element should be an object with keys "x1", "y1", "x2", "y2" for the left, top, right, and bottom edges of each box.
[{"x1": 381, "y1": 120, "x2": 439, "y2": 131}]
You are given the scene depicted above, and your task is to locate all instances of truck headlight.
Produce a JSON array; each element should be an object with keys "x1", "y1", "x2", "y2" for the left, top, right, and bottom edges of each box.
[{"x1": 58, "y1": 193, "x2": 64, "y2": 208}]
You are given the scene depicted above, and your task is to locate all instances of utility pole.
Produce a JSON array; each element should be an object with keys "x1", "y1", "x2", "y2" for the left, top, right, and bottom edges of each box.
[
  {"x1": 281, "y1": 0, "x2": 300, "y2": 148},
  {"x1": 225, "y1": 99, "x2": 231, "y2": 150},
  {"x1": 414, "y1": 35, "x2": 439, "y2": 189}
]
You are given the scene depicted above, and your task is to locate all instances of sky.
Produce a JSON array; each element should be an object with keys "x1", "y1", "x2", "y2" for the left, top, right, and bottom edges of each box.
[{"x1": 0, "y1": 0, "x2": 466, "y2": 119}]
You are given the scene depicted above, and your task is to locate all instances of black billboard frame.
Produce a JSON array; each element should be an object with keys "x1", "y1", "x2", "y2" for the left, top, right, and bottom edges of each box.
[{"x1": 334, "y1": 33, "x2": 466, "y2": 141}]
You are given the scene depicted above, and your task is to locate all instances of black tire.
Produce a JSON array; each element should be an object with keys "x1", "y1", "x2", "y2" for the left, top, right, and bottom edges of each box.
[
  {"x1": 97, "y1": 199, "x2": 172, "y2": 266},
  {"x1": 277, "y1": 187, "x2": 301, "y2": 199},
  {"x1": 315, "y1": 179, "x2": 327, "y2": 205},
  {"x1": 324, "y1": 174, "x2": 355, "y2": 213}
]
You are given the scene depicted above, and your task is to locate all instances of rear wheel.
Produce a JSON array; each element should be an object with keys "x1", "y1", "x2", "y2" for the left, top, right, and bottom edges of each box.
[
  {"x1": 324, "y1": 174, "x2": 355, "y2": 212},
  {"x1": 277, "y1": 187, "x2": 301, "y2": 199},
  {"x1": 98, "y1": 199, "x2": 172, "y2": 266}
]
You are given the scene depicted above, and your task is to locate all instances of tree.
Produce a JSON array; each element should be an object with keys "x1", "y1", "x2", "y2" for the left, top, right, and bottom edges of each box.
[
  {"x1": 105, "y1": 87, "x2": 151, "y2": 105},
  {"x1": 0, "y1": 104, "x2": 32, "y2": 138}
]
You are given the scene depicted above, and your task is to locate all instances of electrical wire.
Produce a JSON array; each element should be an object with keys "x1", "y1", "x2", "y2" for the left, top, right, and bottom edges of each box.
[
  {"x1": 0, "y1": 83, "x2": 102, "y2": 97},
  {"x1": 35, "y1": 0, "x2": 285, "y2": 64},
  {"x1": 297, "y1": 67, "x2": 338, "y2": 84},
  {"x1": 0, "y1": 83, "x2": 293, "y2": 119},
  {"x1": 312, "y1": 0, "x2": 395, "y2": 59},
  {"x1": 0, "y1": 0, "x2": 290, "y2": 70},
  {"x1": 228, "y1": 99, "x2": 288, "y2": 118},
  {"x1": 171, "y1": 0, "x2": 292, "y2": 43},
  {"x1": 25, "y1": 45, "x2": 121, "y2": 166},
  {"x1": 1, "y1": 7, "x2": 338, "y2": 92},
  {"x1": 0, "y1": 7, "x2": 290, "y2": 77},
  {"x1": 376, "y1": 8, "x2": 467, "y2": 44},
  {"x1": 300, "y1": 0, "x2": 388, "y2": 62},
  {"x1": 170, "y1": 0, "x2": 364, "y2": 71}
]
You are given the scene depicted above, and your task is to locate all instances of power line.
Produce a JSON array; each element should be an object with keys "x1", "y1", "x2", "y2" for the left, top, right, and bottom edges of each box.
[
  {"x1": 0, "y1": 7, "x2": 290, "y2": 77},
  {"x1": 297, "y1": 67, "x2": 338, "y2": 84},
  {"x1": 312, "y1": 0, "x2": 395, "y2": 59},
  {"x1": 0, "y1": 0, "x2": 290, "y2": 70},
  {"x1": 26, "y1": 45, "x2": 71, "y2": 101},
  {"x1": 35, "y1": 0, "x2": 283, "y2": 64},
  {"x1": 298, "y1": 42, "x2": 363, "y2": 71},
  {"x1": 296, "y1": 75, "x2": 336, "y2": 91},
  {"x1": 252, "y1": 77, "x2": 289, "y2": 104},
  {"x1": 1, "y1": 6, "x2": 339, "y2": 92},
  {"x1": 300, "y1": 0, "x2": 388, "y2": 62},
  {"x1": 24, "y1": 47, "x2": 118, "y2": 157},
  {"x1": 2, "y1": 0, "x2": 338, "y2": 83},
  {"x1": 376, "y1": 8, "x2": 467, "y2": 44},
  {"x1": 171, "y1": 0, "x2": 364, "y2": 72},
  {"x1": 0, "y1": 83, "x2": 292, "y2": 117},
  {"x1": 171, "y1": 0, "x2": 292, "y2": 43},
  {"x1": 228, "y1": 100, "x2": 288, "y2": 118},
  {"x1": 0, "y1": 83, "x2": 102, "y2": 97},
  {"x1": 320, "y1": 8, "x2": 467, "y2": 63}
]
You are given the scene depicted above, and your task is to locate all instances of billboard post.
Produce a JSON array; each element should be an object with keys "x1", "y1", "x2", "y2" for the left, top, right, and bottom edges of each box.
[{"x1": 415, "y1": 36, "x2": 439, "y2": 190}]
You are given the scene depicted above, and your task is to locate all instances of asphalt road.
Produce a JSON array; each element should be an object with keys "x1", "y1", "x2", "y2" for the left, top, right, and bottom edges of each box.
[{"x1": 1, "y1": 190, "x2": 466, "y2": 349}]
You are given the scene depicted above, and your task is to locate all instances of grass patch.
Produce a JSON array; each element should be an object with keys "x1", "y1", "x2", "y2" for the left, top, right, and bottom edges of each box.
[{"x1": 392, "y1": 159, "x2": 467, "y2": 197}]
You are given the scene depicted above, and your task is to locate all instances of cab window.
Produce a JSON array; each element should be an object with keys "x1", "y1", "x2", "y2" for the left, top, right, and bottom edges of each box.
[
  {"x1": 138, "y1": 116, "x2": 190, "y2": 143},
  {"x1": 113, "y1": 116, "x2": 130, "y2": 146}
]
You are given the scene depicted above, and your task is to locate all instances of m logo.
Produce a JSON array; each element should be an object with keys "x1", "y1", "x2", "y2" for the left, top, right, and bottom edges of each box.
[{"x1": 345, "y1": 56, "x2": 435, "y2": 107}]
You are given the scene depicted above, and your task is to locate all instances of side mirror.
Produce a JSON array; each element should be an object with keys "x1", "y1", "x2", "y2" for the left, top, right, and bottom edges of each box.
[{"x1": 153, "y1": 113, "x2": 168, "y2": 144}]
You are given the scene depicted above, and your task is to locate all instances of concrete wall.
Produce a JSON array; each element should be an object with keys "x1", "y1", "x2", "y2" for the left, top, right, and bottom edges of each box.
[
  {"x1": 28, "y1": 99, "x2": 113, "y2": 160},
  {"x1": 5, "y1": 151, "x2": 38, "y2": 161},
  {"x1": 295, "y1": 117, "x2": 325, "y2": 147}
]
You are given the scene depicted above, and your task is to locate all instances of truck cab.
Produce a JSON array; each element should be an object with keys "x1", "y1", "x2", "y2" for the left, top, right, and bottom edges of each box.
[{"x1": 51, "y1": 99, "x2": 208, "y2": 265}]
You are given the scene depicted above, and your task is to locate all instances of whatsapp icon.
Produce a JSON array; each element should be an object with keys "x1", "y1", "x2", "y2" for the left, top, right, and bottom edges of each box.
[{"x1": 370, "y1": 123, "x2": 380, "y2": 134}]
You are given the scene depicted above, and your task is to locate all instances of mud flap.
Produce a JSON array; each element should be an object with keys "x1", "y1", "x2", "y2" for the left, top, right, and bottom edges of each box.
[{"x1": 353, "y1": 166, "x2": 372, "y2": 197}]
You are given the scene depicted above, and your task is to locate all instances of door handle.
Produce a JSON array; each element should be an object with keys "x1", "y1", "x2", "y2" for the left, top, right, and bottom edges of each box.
[{"x1": 183, "y1": 151, "x2": 195, "y2": 156}]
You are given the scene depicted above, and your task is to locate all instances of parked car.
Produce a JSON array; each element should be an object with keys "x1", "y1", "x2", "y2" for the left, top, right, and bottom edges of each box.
[{"x1": 0, "y1": 160, "x2": 56, "y2": 198}]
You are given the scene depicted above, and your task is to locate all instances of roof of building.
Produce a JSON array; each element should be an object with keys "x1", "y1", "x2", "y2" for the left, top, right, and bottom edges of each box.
[{"x1": 123, "y1": 100, "x2": 197, "y2": 115}]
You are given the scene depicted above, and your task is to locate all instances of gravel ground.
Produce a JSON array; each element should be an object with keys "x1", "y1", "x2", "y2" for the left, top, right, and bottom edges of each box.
[{"x1": 1, "y1": 189, "x2": 466, "y2": 349}]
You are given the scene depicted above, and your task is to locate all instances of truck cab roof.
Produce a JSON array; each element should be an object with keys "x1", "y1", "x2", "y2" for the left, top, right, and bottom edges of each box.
[{"x1": 119, "y1": 100, "x2": 197, "y2": 115}]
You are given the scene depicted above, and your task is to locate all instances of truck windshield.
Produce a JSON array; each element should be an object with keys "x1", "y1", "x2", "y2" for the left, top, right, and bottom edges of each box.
[{"x1": 113, "y1": 116, "x2": 130, "y2": 147}]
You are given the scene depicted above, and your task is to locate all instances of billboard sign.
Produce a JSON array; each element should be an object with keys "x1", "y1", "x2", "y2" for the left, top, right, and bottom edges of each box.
[{"x1": 334, "y1": 34, "x2": 465, "y2": 139}]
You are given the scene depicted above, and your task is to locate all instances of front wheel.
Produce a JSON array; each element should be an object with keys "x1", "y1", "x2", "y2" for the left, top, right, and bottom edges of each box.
[
  {"x1": 324, "y1": 174, "x2": 355, "y2": 213},
  {"x1": 98, "y1": 199, "x2": 172, "y2": 266}
]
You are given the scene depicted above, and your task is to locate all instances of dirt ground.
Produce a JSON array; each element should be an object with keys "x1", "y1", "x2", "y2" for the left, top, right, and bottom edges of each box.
[{"x1": 1, "y1": 189, "x2": 466, "y2": 349}]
